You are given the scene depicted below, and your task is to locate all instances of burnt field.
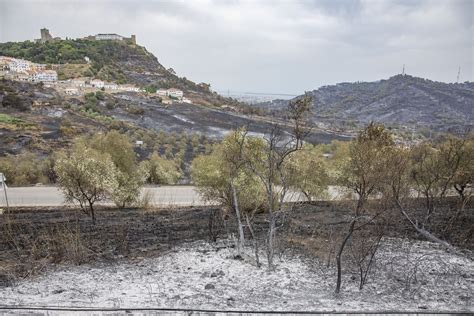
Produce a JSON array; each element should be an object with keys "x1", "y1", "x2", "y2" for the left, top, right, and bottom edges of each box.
[{"x1": 0, "y1": 197, "x2": 472, "y2": 287}]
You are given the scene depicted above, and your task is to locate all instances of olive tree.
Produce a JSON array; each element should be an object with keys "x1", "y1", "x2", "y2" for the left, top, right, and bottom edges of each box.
[
  {"x1": 439, "y1": 135, "x2": 473, "y2": 213},
  {"x1": 89, "y1": 131, "x2": 147, "y2": 208},
  {"x1": 285, "y1": 144, "x2": 330, "y2": 202},
  {"x1": 55, "y1": 143, "x2": 118, "y2": 223},
  {"x1": 245, "y1": 94, "x2": 312, "y2": 269},
  {"x1": 385, "y1": 144, "x2": 455, "y2": 250},
  {"x1": 141, "y1": 151, "x2": 182, "y2": 185},
  {"x1": 335, "y1": 122, "x2": 393, "y2": 293},
  {"x1": 191, "y1": 130, "x2": 266, "y2": 258}
]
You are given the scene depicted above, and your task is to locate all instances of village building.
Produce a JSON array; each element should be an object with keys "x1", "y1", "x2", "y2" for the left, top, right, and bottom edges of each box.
[
  {"x1": 71, "y1": 79, "x2": 86, "y2": 87},
  {"x1": 167, "y1": 88, "x2": 184, "y2": 99},
  {"x1": 8, "y1": 58, "x2": 31, "y2": 72},
  {"x1": 84, "y1": 33, "x2": 136, "y2": 45},
  {"x1": 16, "y1": 72, "x2": 30, "y2": 81},
  {"x1": 182, "y1": 97, "x2": 192, "y2": 104},
  {"x1": 90, "y1": 79, "x2": 104, "y2": 88},
  {"x1": 118, "y1": 84, "x2": 141, "y2": 92},
  {"x1": 95, "y1": 33, "x2": 124, "y2": 41},
  {"x1": 32, "y1": 63, "x2": 47, "y2": 71},
  {"x1": 30, "y1": 70, "x2": 58, "y2": 83},
  {"x1": 104, "y1": 83, "x2": 118, "y2": 90},
  {"x1": 65, "y1": 88, "x2": 79, "y2": 95},
  {"x1": 157, "y1": 89, "x2": 168, "y2": 96}
]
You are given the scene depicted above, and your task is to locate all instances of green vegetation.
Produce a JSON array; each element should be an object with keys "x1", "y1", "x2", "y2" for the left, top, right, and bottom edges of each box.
[
  {"x1": 191, "y1": 130, "x2": 266, "y2": 213},
  {"x1": 0, "y1": 153, "x2": 54, "y2": 186},
  {"x1": 55, "y1": 142, "x2": 118, "y2": 222},
  {"x1": 55, "y1": 131, "x2": 148, "y2": 218},
  {"x1": 141, "y1": 152, "x2": 182, "y2": 185},
  {"x1": 0, "y1": 113, "x2": 34, "y2": 129},
  {"x1": 0, "y1": 39, "x2": 147, "y2": 67},
  {"x1": 0, "y1": 39, "x2": 148, "y2": 82}
]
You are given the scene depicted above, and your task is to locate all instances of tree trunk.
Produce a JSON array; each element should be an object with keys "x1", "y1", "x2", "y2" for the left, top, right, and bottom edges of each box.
[
  {"x1": 231, "y1": 183, "x2": 245, "y2": 257},
  {"x1": 335, "y1": 218, "x2": 356, "y2": 294},
  {"x1": 303, "y1": 191, "x2": 312, "y2": 203},
  {"x1": 267, "y1": 214, "x2": 276, "y2": 270},
  {"x1": 395, "y1": 199, "x2": 454, "y2": 251},
  {"x1": 88, "y1": 200, "x2": 96, "y2": 225},
  {"x1": 245, "y1": 213, "x2": 260, "y2": 267}
]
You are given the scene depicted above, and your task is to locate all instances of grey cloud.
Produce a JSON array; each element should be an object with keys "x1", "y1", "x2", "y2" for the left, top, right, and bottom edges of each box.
[{"x1": 0, "y1": 0, "x2": 472, "y2": 94}]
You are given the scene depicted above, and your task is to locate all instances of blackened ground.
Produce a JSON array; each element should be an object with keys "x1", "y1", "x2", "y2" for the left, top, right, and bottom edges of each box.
[{"x1": 0, "y1": 197, "x2": 472, "y2": 286}]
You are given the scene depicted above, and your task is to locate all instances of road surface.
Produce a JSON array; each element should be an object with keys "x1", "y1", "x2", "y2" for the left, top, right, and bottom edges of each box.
[
  {"x1": 0, "y1": 186, "x2": 207, "y2": 208},
  {"x1": 0, "y1": 186, "x2": 346, "y2": 208}
]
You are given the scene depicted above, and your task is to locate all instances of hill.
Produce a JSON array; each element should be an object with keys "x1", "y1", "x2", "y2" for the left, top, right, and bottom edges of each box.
[
  {"x1": 257, "y1": 75, "x2": 474, "y2": 133},
  {"x1": 0, "y1": 39, "x2": 238, "y2": 107}
]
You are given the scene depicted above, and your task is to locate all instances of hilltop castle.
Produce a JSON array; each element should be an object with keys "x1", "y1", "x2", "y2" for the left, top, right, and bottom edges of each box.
[
  {"x1": 36, "y1": 28, "x2": 136, "y2": 45},
  {"x1": 83, "y1": 33, "x2": 136, "y2": 45},
  {"x1": 37, "y1": 28, "x2": 61, "y2": 43}
]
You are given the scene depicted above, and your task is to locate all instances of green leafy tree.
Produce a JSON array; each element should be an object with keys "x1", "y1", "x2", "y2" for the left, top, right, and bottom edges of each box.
[
  {"x1": 285, "y1": 145, "x2": 330, "y2": 202},
  {"x1": 142, "y1": 152, "x2": 182, "y2": 185},
  {"x1": 55, "y1": 143, "x2": 118, "y2": 222},
  {"x1": 88, "y1": 131, "x2": 146, "y2": 208},
  {"x1": 335, "y1": 122, "x2": 394, "y2": 293}
]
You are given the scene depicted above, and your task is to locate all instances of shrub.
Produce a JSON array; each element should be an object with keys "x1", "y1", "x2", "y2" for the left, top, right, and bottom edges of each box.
[
  {"x1": 141, "y1": 152, "x2": 182, "y2": 185},
  {"x1": 0, "y1": 153, "x2": 50, "y2": 186},
  {"x1": 55, "y1": 143, "x2": 118, "y2": 222}
]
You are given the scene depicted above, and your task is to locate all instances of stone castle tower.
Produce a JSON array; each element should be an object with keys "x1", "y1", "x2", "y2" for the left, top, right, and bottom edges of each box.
[{"x1": 40, "y1": 28, "x2": 53, "y2": 43}]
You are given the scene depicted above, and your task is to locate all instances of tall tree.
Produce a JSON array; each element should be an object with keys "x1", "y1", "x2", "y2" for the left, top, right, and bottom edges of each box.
[{"x1": 335, "y1": 122, "x2": 393, "y2": 293}]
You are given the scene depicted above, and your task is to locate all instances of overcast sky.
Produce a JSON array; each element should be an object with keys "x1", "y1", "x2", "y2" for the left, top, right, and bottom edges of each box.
[{"x1": 1, "y1": 0, "x2": 472, "y2": 94}]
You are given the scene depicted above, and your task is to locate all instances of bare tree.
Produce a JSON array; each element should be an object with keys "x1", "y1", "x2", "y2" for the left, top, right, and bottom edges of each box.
[
  {"x1": 335, "y1": 122, "x2": 393, "y2": 293},
  {"x1": 246, "y1": 94, "x2": 312, "y2": 270},
  {"x1": 385, "y1": 146, "x2": 455, "y2": 250}
]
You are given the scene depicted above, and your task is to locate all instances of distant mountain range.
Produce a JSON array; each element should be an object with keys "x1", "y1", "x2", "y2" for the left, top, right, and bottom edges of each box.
[{"x1": 257, "y1": 75, "x2": 474, "y2": 132}]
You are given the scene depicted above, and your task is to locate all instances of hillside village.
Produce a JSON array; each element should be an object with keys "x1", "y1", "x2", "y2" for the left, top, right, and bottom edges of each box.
[
  {"x1": 0, "y1": 55, "x2": 190, "y2": 104},
  {"x1": 0, "y1": 28, "x2": 192, "y2": 104}
]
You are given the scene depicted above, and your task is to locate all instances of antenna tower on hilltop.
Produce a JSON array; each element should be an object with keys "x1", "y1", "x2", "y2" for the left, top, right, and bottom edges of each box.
[
  {"x1": 457, "y1": 66, "x2": 461, "y2": 83},
  {"x1": 402, "y1": 64, "x2": 405, "y2": 76}
]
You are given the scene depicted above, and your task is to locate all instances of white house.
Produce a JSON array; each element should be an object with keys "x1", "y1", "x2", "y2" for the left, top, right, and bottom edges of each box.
[
  {"x1": 16, "y1": 72, "x2": 30, "y2": 81},
  {"x1": 104, "y1": 83, "x2": 118, "y2": 90},
  {"x1": 65, "y1": 88, "x2": 79, "y2": 95},
  {"x1": 33, "y1": 63, "x2": 47, "y2": 71},
  {"x1": 119, "y1": 84, "x2": 140, "y2": 92},
  {"x1": 90, "y1": 79, "x2": 104, "y2": 88},
  {"x1": 157, "y1": 89, "x2": 168, "y2": 96},
  {"x1": 95, "y1": 34, "x2": 123, "y2": 41},
  {"x1": 167, "y1": 88, "x2": 183, "y2": 99},
  {"x1": 31, "y1": 70, "x2": 58, "y2": 83},
  {"x1": 182, "y1": 97, "x2": 192, "y2": 104},
  {"x1": 71, "y1": 79, "x2": 86, "y2": 87},
  {"x1": 8, "y1": 58, "x2": 31, "y2": 72}
]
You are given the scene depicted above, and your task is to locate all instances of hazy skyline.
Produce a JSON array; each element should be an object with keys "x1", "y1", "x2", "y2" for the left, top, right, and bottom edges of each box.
[{"x1": 1, "y1": 0, "x2": 472, "y2": 94}]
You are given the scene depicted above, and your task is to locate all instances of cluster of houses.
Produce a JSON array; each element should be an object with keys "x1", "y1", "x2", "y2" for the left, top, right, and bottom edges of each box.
[
  {"x1": 0, "y1": 56, "x2": 58, "y2": 83},
  {"x1": 0, "y1": 55, "x2": 189, "y2": 104},
  {"x1": 63, "y1": 78, "x2": 142, "y2": 95}
]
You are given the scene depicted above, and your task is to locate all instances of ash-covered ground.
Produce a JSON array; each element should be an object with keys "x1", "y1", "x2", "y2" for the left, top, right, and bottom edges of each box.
[{"x1": 0, "y1": 239, "x2": 472, "y2": 312}]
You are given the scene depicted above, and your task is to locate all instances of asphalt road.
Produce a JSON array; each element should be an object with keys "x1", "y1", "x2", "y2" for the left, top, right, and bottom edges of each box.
[
  {"x1": 0, "y1": 186, "x2": 346, "y2": 208},
  {"x1": 0, "y1": 186, "x2": 207, "y2": 208}
]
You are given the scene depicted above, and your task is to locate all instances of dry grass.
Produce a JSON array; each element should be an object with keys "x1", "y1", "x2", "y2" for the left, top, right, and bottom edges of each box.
[{"x1": 0, "y1": 213, "x2": 89, "y2": 284}]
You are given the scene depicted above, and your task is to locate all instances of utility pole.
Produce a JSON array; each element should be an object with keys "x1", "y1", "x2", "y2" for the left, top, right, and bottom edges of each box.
[
  {"x1": 457, "y1": 66, "x2": 461, "y2": 83},
  {"x1": 0, "y1": 173, "x2": 9, "y2": 213},
  {"x1": 402, "y1": 64, "x2": 405, "y2": 76}
]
